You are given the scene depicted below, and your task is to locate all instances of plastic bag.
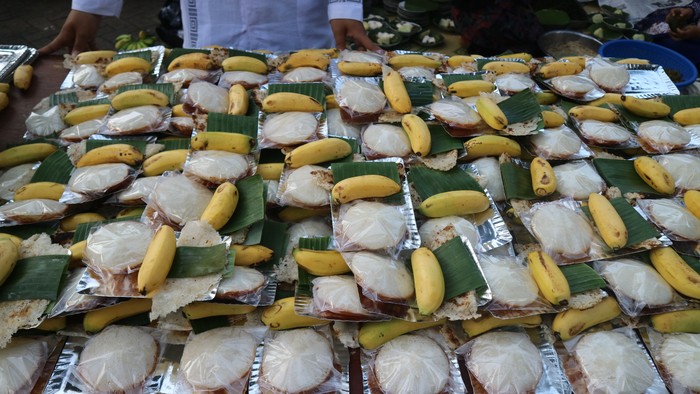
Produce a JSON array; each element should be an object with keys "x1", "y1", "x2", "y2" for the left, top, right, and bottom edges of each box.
[
  {"x1": 183, "y1": 81, "x2": 229, "y2": 114},
  {"x1": 654, "y1": 153, "x2": 700, "y2": 192},
  {"x1": 48, "y1": 268, "x2": 119, "y2": 317},
  {"x1": 183, "y1": 150, "x2": 254, "y2": 186},
  {"x1": 259, "y1": 111, "x2": 324, "y2": 148},
  {"x1": 528, "y1": 124, "x2": 591, "y2": 160},
  {"x1": 552, "y1": 160, "x2": 606, "y2": 200},
  {"x1": 144, "y1": 172, "x2": 213, "y2": 229},
  {"x1": 335, "y1": 77, "x2": 386, "y2": 123},
  {"x1": 312, "y1": 275, "x2": 375, "y2": 320},
  {"x1": 638, "y1": 198, "x2": 700, "y2": 241},
  {"x1": 98, "y1": 71, "x2": 143, "y2": 94},
  {"x1": 61, "y1": 162, "x2": 137, "y2": 204},
  {"x1": 0, "y1": 162, "x2": 37, "y2": 201},
  {"x1": 114, "y1": 176, "x2": 161, "y2": 206},
  {"x1": 217, "y1": 70, "x2": 268, "y2": 89},
  {"x1": 59, "y1": 119, "x2": 103, "y2": 142},
  {"x1": 335, "y1": 200, "x2": 407, "y2": 252},
  {"x1": 0, "y1": 198, "x2": 68, "y2": 226},
  {"x1": 72, "y1": 64, "x2": 105, "y2": 89},
  {"x1": 0, "y1": 336, "x2": 51, "y2": 394},
  {"x1": 25, "y1": 105, "x2": 67, "y2": 138},
  {"x1": 588, "y1": 56, "x2": 630, "y2": 92},
  {"x1": 276, "y1": 164, "x2": 331, "y2": 208},
  {"x1": 101, "y1": 105, "x2": 171, "y2": 135},
  {"x1": 636, "y1": 120, "x2": 692, "y2": 154},
  {"x1": 644, "y1": 328, "x2": 700, "y2": 394},
  {"x1": 326, "y1": 108, "x2": 361, "y2": 139},
  {"x1": 84, "y1": 220, "x2": 154, "y2": 275},
  {"x1": 360, "y1": 123, "x2": 412, "y2": 160},
  {"x1": 215, "y1": 266, "x2": 275, "y2": 306}
]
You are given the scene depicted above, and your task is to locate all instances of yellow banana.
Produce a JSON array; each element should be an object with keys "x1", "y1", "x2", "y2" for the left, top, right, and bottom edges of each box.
[
  {"x1": 75, "y1": 50, "x2": 116, "y2": 65},
  {"x1": 589, "y1": 93, "x2": 623, "y2": 107},
  {"x1": 464, "y1": 135, "x2": 521, "y2": 159},
  {"x1": 111, "y1": 89, "x2": 169, "y2": 111},
  {"x1": 621, "y1": 95, "x2": 671, "y2": 118},
  {"x1": 560, "y1": 56, "x2": 587, "y2": 69},
  {"x1": 105, "y1": 56, "x2": 152, "y2": 78},
  {"x1": 293, "y1": 248, "x2": 350, "y2": 276},
  {"x1": 325, "y1": 94, "x2": 338, "y2": 109},
  {"x1": 137, "y1": 225, "x2": 177, "y2": 295},
  {"x1": 419, "y1": 190, "x2": 490, "y2": 218},
  {"x1": 650, "y1": 309, "x2": 700, "y2": 333},
  {"x1": 527, "y1": 251, "x2": 570, "y2": 306},
  {"x1": 499, "y1": 52, "x2": 533, "y2": 62},
  {"x1": 634, "y1": 156, "x2": 675, "y2": 194},
  {"x1": 475, "y1": 97, "x2": 508, "y2": 130},
  {"x1": 172, "y1": 104, "x2": 188, "y2": 117},
  {"x1": 69, "y1": 240, "x2": 87, "y2": 263},
  {"x1": 278, "y1": 51, "x2": 329, "y2": 72},
  {"x1": 530, "y1": 157, "x2": 557, "y2": 196},
  {"x1": 0, "y1": 92, "x2": 7, "y2": 112},
  {"x1": 447, "y1": 80, "x2": 495, "y2": 98},
  {"x1": 615, "y1": 58, "x2": 649, "y2": 65},
  {"x1": 381, "y1": 68, "x2": 410, "y2": 114},
  {"x1": 83, "y1": 298, "x2": 152, "y2": 334},
  {"x1": 227, "y1": 84, "x2": 249, "y2": 115},
  {"x1": 296, "y1": 48, "x2": 338, "y2": 58},
  {"x1": 36, "y1": 316, "x2": 66, "y2": 332},
  {"x1": 685, "y1": 190, "x2": 700, "y2": 219},
  {"x1": 76, "y1": 143, "x2": 143, "y2": 168},
  {"x1": 262, "y1": 92, "x2": 323, "y2": 112},
  {"x1": 256, "y1": 163, "x2": 284, "y2": 180},
  {"x1": 183, "y1": 302, "x2": 256, "y2": 320},
  {"x1": 190, "y1": 131, "x2": 255, "y2": 154},
  {"x1": 536, "y1": 91, "x2": 558, "y2": 105},
  {"x1": 142, "y1": 149, "x2": 188, "y2": 176},
  {"x1": 542, "y1": 110, "x2": 566, "y2": 128},
  {"x1": 337, "y1": 61, "x2": 382, "y2": 76},
  {"x1": 568, "y1": 105, "x2": 618, "y2": 122},
  {"x1": 0, "y1": 83, "x2": 8, "y2": 93},
  {"x1": 13, "y1": 65, "x2": 32, "y2": 90},
  {"x1": 116, "y1": 206, "x2": 145, "y2": 218},
  {"x1": 672, "y1": 107, "x2": 700, "y2": 126},
  {"x1": 261, "y1": 296, "x2": 329, "y2": 330},
  {"x1": 588, "y1": 193, "x2": 627, "y2": 249},
  {"x1": 14, "y1": 182, "x2": 65, "y2": 201},
  {"x1": 462, "y1": 314, "x2": 542, "y2": 338},
  {"x1": 447, "y1": 55, "x2": 475, "y2": 68},
  {"x1": 551, "y1": 296, "x2": 621, "y2": 340},
  {"x1": 221, "y1": 56, "x2": 268, "y2": 73},
  {"x1": 0, "y1": 143, "x2": 57, "y2": 168},
  {"x1": 401, "y1": 114, "x2": 432, "y2": 156},
  {"x1": 167, "y1": 52, "x2": 214, "y2": 72},
  {"x1": 649, "y1": 247, "x2": 700, "y2": 299},
  {"x1": 59, "y1": 212, "x2": 106, "y2": 232},
  {"x1": 331, "y1": 174, "x2": 401, "y2": 205},
  {"x1": 537, "y1": 61, "x2": 583, "y2": 79},
  {"x1": 63, "y1": 104, "x2": 111, "y2": 126},
  {"x1": 388, "y1": 54, "x2": 441, "y2": 70},
  {"x1": 277, "y1": 207, "x2": 329, "y2": 222},
  {"x1": 285, "y1": 138, "x2": 352, "y2": 168},
  {"x1": 200, "y1": 182, "x2": 239, "y2": 230},
  {"x1": 0, "y1": 233, "x2": 22, "y2": 249},
  {"x1": 359, "y1": 318, "x2": 447, "y2": 349},
  {"x1": 231, "y1": 244, "x2": 274, "y2": 266},
  {"x1": 482, "y1": 61, "x2": 530, "y2": 75},
  {"x1": 0, "y1": 239, "x2": 19, "y2": 287},
  {"x1": 411, "y1": 247, "x2": 445, "y2": 315}
]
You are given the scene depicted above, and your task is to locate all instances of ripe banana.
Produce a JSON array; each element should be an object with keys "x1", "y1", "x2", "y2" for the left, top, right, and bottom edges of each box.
[
  {"x1": 111, "y1": 89, "x2": 169, "y2": 111},
  {"x1": 13, "y1": 65, "x2": 32, "y2": 90},
  {"x1": 183, "y1": 302, "x2": 256, "y2": 320},
  {"x1": 530, "y1": 157, "x2": 557, "y2": 196},
  {"x1": 172, "y1": 104, "x2": 188, "y2": 117},
  {"x1": 83, "y1": 298, "x2": 152, "y2": 334},
  {"x1": 388, "y1": 54, "x2": 441, "y2": 70},
  {"x1": 75, "y1": 50, "x2": 116, "y2": 65},
  {"x1": 69, "y1": 240, "x2": 87, "y2": 263},
  {"x1": 105, "y1": 56, "x2": 152, "y2": 78},
  {"x1": 261, "y1": 296, "x2": 329, "y2": 330},
  {"x1": 685, "y1": 190, "x2": 700, "y2": 219},
  {"x1": 475, "y1": 97, "x2": 508, "y2": 130},
  {"x1": 536, "y1": 91, "x2": 558, "y2": 105},
  {"x1": 447, "y1": 55, "x2": 476, "y2": 68},
  {"x1": 482, "y1": 61, "x2": 530, "y2": 75},
  {"x1": 542, "y1": 110, "x2": 566, "y2": 128},
  {"x1": 325, "y1": 94, "x2": 338, "y2": 109},
  {"x1": 227, "y1": 84, "x2": 249, "y2": 115},
  {"x1": 296, "y1": 48, "x2": 338, "y2": 58},
  {"x1": 461, "y1": 314, "x2": 541, "y2": 338},
  {"x1": 137, "y1": 225, "x2": 177, "y2": 295},
  {"x1": 0, "y1": 143, "x2": 57, "y2": 168},
  {"x1": 551, "y1": 296, "x2": 621, "y2": 340},
  {"x1": 231, "y1": 244, "x2": 274, "y2": 266},
  {"x1": 331, "y1": 174, "x2": 401, "y2": 205},
  {"x1": 278, "y1": 51, "x2": 329, "y2": 72},
  {"x1": 116, "y1": 206, "x2": 145, "y2": 218},
  {"x1": 383, "y1": 68, "x2": 412, "y2": 114},
  {"x1": 621, "y1": 95, "x2": 671, "y2": 118},
  {"x1": 0, "y1": 233, "x2": 22, "y2": 248},
  {"x1": 672, "y1": 107, "x2": 700, "y2": 126},
  {"x1": 337, "y1": 61, "x2": 382, "y2": 76},
  {"x1": 285, "y1": 138, "x2": 352, "y2": 168},
  {"x1": 0, "y1": 239, "x2": 19, "y2": 287},
  {"x1": 76, "y1": 143, "x2": 143, "y2": 167},
  {"x1": 277, "y1": 207, "x2": 329, "y2": 222},
  {"x1": 419, "y1": 190, "x2": 490, "y2": 217},
  {"x1": 588, "y1": 193, "x2": 627, "y2": 249},
  {"x1": 221, "y1": 56, "x2": 268, "y2": 73},
  {"x1": 190, "y1": 131, "x2": 255, "y2": 154},
  {"x1": 59, "y1": 212, "x2": 106, "y2": 232},
  {"x1": 36, "y1": 316, "x2": 66, "y2": 332},
  {"x1": 616, "y1": 58, "x2": 650, "y2": 65},
  {"x1": 256, "y1": 163, "x2": 284, "y2": 181},
  {"x1": 568, "y1": 105, "x2": 618, "y2": 122},
  {"x1": 634, "y1": 156, "x2": 676, "y2": 194},
  {"x1": 293, "y1": 248, "x2": 350, "y2": 276},
  {"x1": 537, "y1": 61, "x2": 583, "y2": 79},
  {"x1": 401, "y1": 114, "x2": 432, "y2": 156},
  {"x1": 142, "y1": 149, "x2": 188, "y2": 176},
  {"x1": 650, "y1": 309, "x2": 700, "y2": 333},
  {"x1": 63, "y1": 104, "x2": 111, "y2": 126},
  {"x1": 649, "y1": 247, "x2": 700, "y2": 299},
  {"x1": 167, "y1": 52, "x2": 214, "y2": 72},
  {"x1": 359, "y1": 318, "x2": 447, "y2": 349},
  {"x1": 447, "y1": 80, "x2": 495, "y2": 98},
  {"x1": 0, "y1": 92, "x2": 7, "y2": 112},
  {"x1": 262, "y1": 92, "x2": 323, "y2": 113},
  {"x1": 0, "y1": 82, "x2": 10, "y2": 93},
  {"x1": 200, "y1": 182, "x2": 239, "y2": 230},
  {"x1": 589, "y1": 93, "x2": 623, "y2": 107},
  {"x1": 464, "y1": 135, "x2": 521, "y2": 159},
  {"x1": 499, "y1": 52, "x2": 533, "y2": 62},
  {"x1": 527, "y1": 251, "x2": 570, "y2": 306},
  {"x1": 14, "y1": 182, "x2": 65, "y2": 201},
  {"x1": 411, "y1": 247, "x2": 445, "y2": 315}
]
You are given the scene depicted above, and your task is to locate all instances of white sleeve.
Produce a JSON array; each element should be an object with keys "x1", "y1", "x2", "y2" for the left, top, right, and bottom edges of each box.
[
  {"x1": 327, "y1": 0, "x2": 363, "y2": 21},
  {"x1": 72, "y1": 0, "x2": 123, "y2": 17}
]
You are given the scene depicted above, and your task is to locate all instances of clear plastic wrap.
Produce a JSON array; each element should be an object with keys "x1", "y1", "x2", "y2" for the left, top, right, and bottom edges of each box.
[
  {"x1": 215, "y1": 266, "x2": 275, "y2": 306},
  {"x1": 644, "y1": 328, "x2": 700, "y2": 394},
  {"x1": 418, "y1": 216, "x2": 480, "y2": 251},
  {"x1": 360, "y1": 123, "x2": 413, "y2": 160},
  {"x1": 25, "y1": 105, "x2": 67, "y2": 138},
  {"x1": 588, "y1": 57, "x2": 630, "y2": 92},
  {"x1": 654, "y1": 153, "x2": 700, "y2": 192},
  {"x1": 0, "y1": 162, "x2": 38, "y2": 201},
  {"x1": 167, "y1": 116, "x2": 194, "y2": 137},
  {"x1": 72, "y1": 64, "x2": 106, "y2": 89},
  {"x1": 636, "y1": 120, "x2": 692, "y2": 154},
  {"x1": 528, "y1": 124, "x2": 593, "y2": 160},
  {"x1": 158, "y1": 68, "x2": 218, "y2": 88},
  {"x1": 469, "y1": 157, "x2": 505, "y2": 202},
  {"x1": 281, "y1": 66, "x2": 329, "y2": 83},
  {"x1": 552, "y1": 160, "x2": 606, "y2": 200},
  {"x1": 258, "y1": 111, "x2": 325, "y2": 149},
  {"x1": 143, "y1": 172, "x2": 213, "y2": 229},
  {"x1": 571, "y1": 118, "x2": 636, "y2": 149},
  {"x1": 98, "y1": 71, "x2": 143, "y2": 95},
  {"x1": 334, "y1": 77, "x2": 386, "y2": 123},
  {"x1": 114, "y1": 176, "x2": 161, "y2": 206},
  {"x1": 183, "y1": 150, "x2": 255, "y2": 186},
  {"x1": 0, "y1": 336, "x2": 51, "y2": 394},
  {"x1": 638, "y1": 198, "x2": 700, "y2": 241},
  {"x1": 48, "y1": 268, "x2": 119, "y2": 317},
  {"x1": 61, "y1": 162, "x2": 137, "y2": 204},
  {"x1": 545, "y1": 75, "x2": 605, "y2": 102},
  {"x1": 218, "y1": 70, "x2": 268, "y2": 89},
  {"x1": 326, "y1": 108, "x2": 361, "y2": 140},
  {"x1": 429, "y1": 98, "x2": 484, "y2": 133},
  {"x1": 398, "y1": 66, "x2": 435, "y2": 81},
  {"x1": 311, "y1": 275, "x2": 378, "y2": 320},
  {"x1": 334, "y1": 200, "x2": 407, "y2": 252},
  {"x1": 276, "y1": 164, "x2": 331, "y2": 209},
  {"x1": 0, "y1": 198, "x2": 67, "y2": 226},
  {"x1": 59, "y1": 119, "x2": 103, "y2": 142},
  {"x1": 346, "y1": 251, "x2": 414, "y2": 304},
  {"x1": 101, "y1": 105, "x2": 171, "y2": 135},
  {"x1": 495, "y1": 72, "x2": 536, "y2": 95},
  {"x1": 183, "y1": 80, "x2": 229, "y2": 114}
]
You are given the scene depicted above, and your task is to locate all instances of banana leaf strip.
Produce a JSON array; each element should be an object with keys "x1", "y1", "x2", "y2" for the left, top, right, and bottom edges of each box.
[
  {"x1": 408, "y1": 166, "x2": 484, "y2": 200},
  {"x1": 218, "y1": 175, "x2": 265, "y2": 235},
  {"x1": 500, "y1": 161, "x2": 538, "y2": 200},
  {"x1": 0, "y1": 255, "x2": 69, "y2": 301},
  {"x1": 592, "y1": 158, "x2": 661, "y2": 196},
  {"x1": 113, "y1": 50, "x2": 152, "y2": 62},
  {"x1": 432, "y1": 237, "x2": 487, "y2": 300},
  {"x1": 428, "y1": 125, "x2": 463, "y2": 155},
  {"x1": 298, "y1": 236, "x2": 332, "y2": 251},
  {"x1": 498, "y1": 89, "x2": 542, "y2": 124},
  {"x1": 560, "y1": 263, "x2": 606, "y2": 295},
  {"x1": 49, "y1": 92, "x2": 78, "y2": 107},
  {"x1": 661, "y1": 95, "x2": 700, "y2": 115},
  {"x1": 167, "y1": 244, "x2": 228, "y2": 278},
  {"x1": 206, "y1": 113, "x2": 259, "y2": 138},
  {"x1": 257, "y1": 220, "x2": 289, "y2": 270},
  {"x1": 30, "y1": 150, "x2": 74, "y2": 184},
  {"x1": 160, "y1": 138, "x2": 191, "y2": 151}
]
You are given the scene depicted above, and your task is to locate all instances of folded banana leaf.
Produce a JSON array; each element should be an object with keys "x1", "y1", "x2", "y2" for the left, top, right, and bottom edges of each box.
[
  {"x1": 432, "y1": 237, "x2": 487, "y2": 299},
  {"x1": 30, "y1": 150, "x2": 73, "y2": 184},
  {"x1": 218, "y1": 175, "x2": 265, "y2": 235},
  {"x1": 167, "y1": 243, "x2": 228, "y2": 278},
  {"x1": 206, "y1": 113, "x2": 258, "y2": 138},
  {"x1": 0, "y1": 255, "x2": 69, "y2": 301},
  {"x1": 408, "y1": 166, "x2": 484, "y2": 200},
  {"x1": 429, "y1": 124, "x2": 463, "y2": 155},
  {"x1": 500, "y1": 161, "x2": 538, "y2": 200},
  {"x1": 560, "y1": 263, "x2": 605, "y2": 295}
]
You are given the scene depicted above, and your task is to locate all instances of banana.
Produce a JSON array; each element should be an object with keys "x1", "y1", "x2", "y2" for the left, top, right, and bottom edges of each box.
[
  {"x1": 331, "y1": 174, "x2": 401, "y2": 205},
  {"x1": 256, "y1": 163, "x2": 284, "y2": 180},
  {"x1": 75, "y1": 50, "x2": 116, "y2": 65},
  {"x1": 447, "y1": 55, "x2": 475, "y2": 68},
  {"x1": 36, "y1": 316, "x2": 66, "y2": 332},
  {"x1": 615, "y1": 58, "x2": 650, "y2": 65},
  {"x1": 0, "y1": 239, "x2": 19, "y2": 287},
  {"x1": 621, "y1": 95, "x2": 671, "y2": 118},
  {"x1": 14, "y1": 182, "x2": 65, "y2": 201},
  {"x1": 0, "y1": 233, "x2": 22, "y2": 248},
  {"x1": 277, "y1": 207, "x2": 329, "y2": 222},
  {"x1": 231, "y1": 244, "x2": 274, "y2": 266},
  {"x1": 76, "y1": 143, "x2": 143, "y2": 168},
  {"x1": 293, "y1": 248, "x2": 350, "y2": 276},
  {"x1": 227, "y1": 84, "x2": 249, "y2": 115},
  {"x1": 285, "y1": 138, "x2": 352, "y2": 168},
  {"x1": 499, "y1": 52, "x2": 533, "y2": 62},
  {"x1": 551, "y1": 296, "x2": 621, "y2": 340},
  {"x1": 0, "y1": 83, "x2": 10, "y2": 93},
  {"x1": 337, "y1": 61, "x2": 382, "y2": 76},
  {"x1": 482, "y1": 61, "x2": 530, "y2": 75},
  {"x1": 527, "y1": 251, "x2": 570, "y2": 306},
  {"x1": 278, "y1": 51, "x2": 330, "y2": 72},
  {"x1": 388, "y1": 54, "x2": 441, "y2": 70},
  {"x1": 221, "y1": 56, "x2": 268, "y2": 73},
  {"x1": 383, "y1": 67, "x2": 412, "y2": 114},
  {"x1": 183, "y1": 302, "x2": 256, "y2": 320},
  {"x1": 59, "y1": 212, "x2": 106, "y2": 232},
  {"x1": 105, "y1": 56, "x2": 152, "y2": 78},
  {"x1": 167, "y1": 52, "x2": 214, "y2": 72},
  {"x1": 542, "y1": 110, "x2": 566, "y2": 128},
  {"x1": 63, "y1": 104, "x2": 111, "y2": 126},
  {"x1": 359, "y1": 318, "x2": 447, "y2": 349},
  {"x1": 447, "y1": 80, "x2": 496, "y2": 98},
  {"x1": 172, "y1": 104, "x2": 188, "y2": 117},
  {"x1": 672, "y1": 107, "x2": 700, "y2": 126},
  {"x1": 537, "y1": 61, "x2": 583, "y2": 79},
  {"x1": 200, "y1": 182, "x2": 239, "y2": 230},
  {"x1": 296, "y1": 48, "x2": 338, "y2": 58},
  {"x1": 116, "y1": 206, "x2": 145, "y2": 218},
  {"x1": 111, "y1": 89, "x2": 169, "y2": 111},
  {"x1": 536, "y1": 91, "x2": 558, "y2": 105},
  {"x1": 261, "y1": 296, "x2": 329, "y2": 330},
  {"x1": 190, "y1": 131, "x2": 255, "y2": 154},
  {"x1": 475, "y1": 97, "x2": 508, "y2": 130},
  {"x1": 0, "y1": 92, "x2": 7, "y2": 112},
  {"x1": 419, "y1": 190, "x2": 490, "y2": 218},
  {"x1": 0, "y1": 143, "x2": 57, "y2": 168},
  {"x1": 13, "y1": 65, "x2": 32, "y2": 90},
  {"x1": 650, "y1": 309, "x2": 700, "y2": 333},
  {"x1": 634, "y1": 156, "x2": 675, "y2": 194},
  {"x1": 137, "y1": 225, "x2": 177, "y2": 295},
  {"x1": 69, "y1": 240, "x2": 87, "y2": 263},
  {"x1": 325, "y1": 94, "x2": 338, "y2": 109},
  {"x1": 142, "y1": 149, "x2": 188, "y2": 176},
  {"x1": 461, "y1": 314, "x2": 542, "y2": 338},
  {"x1": 464, "y1": 135, "x2": 521, "y2": 159},
  {"x1": 401, "y1": 114, "x2": 432, "y2": 156},
  {"x1": 83, "y1": 298, "x2": 152, "y2": 334},
  {"x1": 568, "y1": 105, "x2": 618, "y2": 122},
  {"x1": 530, "y1": 157, "x2": 557, "y2": 196},
  {"x1": 411, "y1": 247, "x2": 445, "y2": 315},
  {"x1": 588, "y1": 193, "x2": 628, "y2": 249},
  {"x1": 262, "y1": 92, "x2": 323, "y2": 113},
  {"x1": 589, "y1": 93, "x2": 623, "y2": 107},
  {"x1": 649, "y1": 247, "x2": 700, "y2": 299},
  {"x1": 560, "y1": 56, "x2": 587, "y2": 69},
  {"x1": 685, "y1": 190, "x2": 700, "y2": 219}
]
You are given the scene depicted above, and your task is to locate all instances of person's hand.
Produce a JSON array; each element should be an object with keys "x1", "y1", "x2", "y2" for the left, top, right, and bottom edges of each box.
[
  {"x1": 38, "y1": 10, "x2": 102, "y2": 56},
  {"x1": 670, "y1": 23, "x2": 700, "y2": 40},
  {"x1": 666, "y1": 7, "x2": 693, "y2": 23},
  {"x1": 330, "y1": 19, "x2": 381, "y2": 52}
]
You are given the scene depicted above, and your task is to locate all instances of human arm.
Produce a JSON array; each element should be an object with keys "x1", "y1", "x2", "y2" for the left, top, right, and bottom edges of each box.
[
  {"x1": 328, "y1": 1, "x2": 380, "y2": 51},
  {"x1": 669, "y1": 23, "x2": 700, "y2": 40}
]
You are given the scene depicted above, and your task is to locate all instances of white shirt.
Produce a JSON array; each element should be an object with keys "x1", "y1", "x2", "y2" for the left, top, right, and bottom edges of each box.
[{"x1": 72, "y1": 0, "x2": 363, "y2": 51}]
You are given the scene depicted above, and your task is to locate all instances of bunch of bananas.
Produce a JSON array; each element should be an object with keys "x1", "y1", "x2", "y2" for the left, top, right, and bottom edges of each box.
[{"x1": 114, "y1": 31, "x2": 157, "y2": 51}]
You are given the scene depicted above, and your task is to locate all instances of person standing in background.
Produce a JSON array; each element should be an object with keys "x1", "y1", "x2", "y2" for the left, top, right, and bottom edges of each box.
[{"x1": 635, "y1": 2, "x2": 700, "y2": 66}]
